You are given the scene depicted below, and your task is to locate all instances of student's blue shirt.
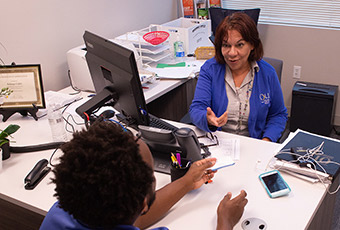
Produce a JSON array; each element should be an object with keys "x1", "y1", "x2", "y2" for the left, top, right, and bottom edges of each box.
[
  {"x1": 189, "y1": 57, "x2": 288, "y2": 142},
  {"x1": 40, "y1": 202, "x2": 168, "y2": 230}
]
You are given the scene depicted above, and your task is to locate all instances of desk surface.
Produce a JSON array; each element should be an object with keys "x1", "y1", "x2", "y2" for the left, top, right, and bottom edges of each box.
[
  {"x1": 150, "y1": 124, "x2": 328, "y2": 230},
  {"x1": 0, "y1": 109, "x2": 329, "y2": 230},
  {"x1": 60, "y1": 77, "x2": 189, "y2": 105}
]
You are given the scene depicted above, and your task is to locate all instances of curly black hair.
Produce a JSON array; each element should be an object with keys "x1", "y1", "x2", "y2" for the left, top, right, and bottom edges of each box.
[{"x1": 52, "y1": 121, "x2": 155, "y2": 228}]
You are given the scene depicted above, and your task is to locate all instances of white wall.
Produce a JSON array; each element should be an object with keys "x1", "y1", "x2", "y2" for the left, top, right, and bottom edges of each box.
[
  {"x1": 258, "y1": 24, "x2": 340, "y2": 125},
  {"x1": 0, "y1": 0, "x2": 178, "y2": 91},
  {"x1": 3, "y1": 1, "x2": 340, "y2": 125}
]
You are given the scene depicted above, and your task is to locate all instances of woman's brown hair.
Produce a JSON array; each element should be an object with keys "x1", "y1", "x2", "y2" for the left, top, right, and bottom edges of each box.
[{"x1": 214, "y1": 12, "x2": 263, "y2": 64}]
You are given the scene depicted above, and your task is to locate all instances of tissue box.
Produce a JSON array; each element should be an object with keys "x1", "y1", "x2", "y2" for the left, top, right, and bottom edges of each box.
[{"x1": 157, "y1": 17, "x2": 212, "y2": 55}]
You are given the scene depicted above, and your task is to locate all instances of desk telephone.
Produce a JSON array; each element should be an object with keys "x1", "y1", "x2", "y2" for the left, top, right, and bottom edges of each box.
[{"x1": 138, "y1": 125, "x2": 203, "y2": 163}]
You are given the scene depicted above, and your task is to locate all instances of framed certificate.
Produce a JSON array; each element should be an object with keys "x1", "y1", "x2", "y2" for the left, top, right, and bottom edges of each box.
[{"x1": 0, "y1": 64, "x2": 45, "y2": 109}]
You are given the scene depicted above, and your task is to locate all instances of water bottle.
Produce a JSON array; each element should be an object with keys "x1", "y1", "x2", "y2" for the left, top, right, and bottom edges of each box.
[
  {"x1": 48, "y1": 103, "x2": 68, "y2": 142},
  {"x1": 174, "y1": 34, "x2": 185, "y2": 59}
]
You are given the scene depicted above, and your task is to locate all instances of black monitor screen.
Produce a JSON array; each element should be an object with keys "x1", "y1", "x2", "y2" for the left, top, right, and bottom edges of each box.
[{"x1": 83, "y1": 31, "x2": 149, "y2": 126}]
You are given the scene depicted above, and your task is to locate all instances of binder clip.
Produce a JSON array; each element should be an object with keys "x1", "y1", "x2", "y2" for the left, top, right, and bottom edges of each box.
[{"x1": 24, "y1": 159, "x2": 51, "y2": 190}]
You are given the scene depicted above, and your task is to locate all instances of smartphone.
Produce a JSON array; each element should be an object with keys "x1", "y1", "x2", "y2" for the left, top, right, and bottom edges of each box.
[{"x1": 259, "y1": 170, "x2": 291, "y2": 198}]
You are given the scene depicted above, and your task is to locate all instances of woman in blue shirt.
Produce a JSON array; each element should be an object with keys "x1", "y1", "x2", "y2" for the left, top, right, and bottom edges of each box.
[{"x1": 190, "y1": 12, "x2": 287, "y2": 142}]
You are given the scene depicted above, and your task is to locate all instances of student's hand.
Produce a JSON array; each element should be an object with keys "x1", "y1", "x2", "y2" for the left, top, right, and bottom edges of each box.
[
  {"x1": 182, "y1": 158, "x2": 217, "y2": 190},
  {"x1": 262, "y1": 137, "x2": 271, "y2": 142},
  {"x1": 216, "y1": 190, "x2": 248, "y2": 230},
  {"x1": 207, "y1": 107, "x2": 228, "y2": 127}
]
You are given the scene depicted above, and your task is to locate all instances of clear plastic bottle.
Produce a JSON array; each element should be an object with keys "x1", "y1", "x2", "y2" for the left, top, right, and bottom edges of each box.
[
  {"x1": 174, "y1": 34, "x2": 185, "y2": 59},
  {"x1": 48, "y1": 103, "x2": 68, "y2": 142}
]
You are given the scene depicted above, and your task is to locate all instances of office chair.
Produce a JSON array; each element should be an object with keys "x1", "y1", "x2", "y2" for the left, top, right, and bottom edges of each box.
[
  {"x1": 262, "y1": 57, "x2": 283, "y2": 84},
  {"x1": 209, "y1": 7, "x2": 261, "y2": 44},
  {"x1": 261, "y1": 57, "x2": 289, "y2": 143}
]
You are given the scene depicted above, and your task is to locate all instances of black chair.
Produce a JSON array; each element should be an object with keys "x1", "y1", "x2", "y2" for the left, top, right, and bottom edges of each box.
[
  {"x1": 261, "y1": 57, "x2": 289, "y2": 143},
  {"x1": 262, "y1": 57, "x2": 283, "y2": 84},
  {"x1": 209, "y1": 8, "x2": 261, "y2": 44}
]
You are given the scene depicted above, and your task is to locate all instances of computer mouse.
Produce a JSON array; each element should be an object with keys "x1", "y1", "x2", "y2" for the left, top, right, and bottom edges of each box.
[{"x1": 100, "y1": 110, "x2": 115, "y2": 119}]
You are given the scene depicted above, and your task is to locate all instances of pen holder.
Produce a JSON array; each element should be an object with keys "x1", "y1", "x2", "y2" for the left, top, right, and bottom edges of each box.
[{"x1": 170, "y1": 159, "x2": 191, "y2": 182}]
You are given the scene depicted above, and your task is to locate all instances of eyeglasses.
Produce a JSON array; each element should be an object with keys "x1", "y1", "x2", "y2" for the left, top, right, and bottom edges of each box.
[{"x1": 198, "y1": 132, "x2": 219, "y2": 148}]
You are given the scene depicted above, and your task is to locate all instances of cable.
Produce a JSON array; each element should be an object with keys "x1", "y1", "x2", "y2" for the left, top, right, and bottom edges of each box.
[
  {"x1": 10, "y1": 142, "x2": 65, "y2": 153},
  {"x1": 49, "y1": 147, "x2": 60, "y2": 167},
  {"x1": 269, "y1": 141, "x2": 340, "y2": 195},
  {"x1": 107, "y1": 118, "x2": 128, "y2": 132},
  {"x1": 67, "y1": 69, "x2": 95, "y2": 94}
]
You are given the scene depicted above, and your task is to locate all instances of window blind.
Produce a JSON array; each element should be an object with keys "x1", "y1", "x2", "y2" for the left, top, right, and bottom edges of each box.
[{"x1": 221, "y1": 0, "x2": 340, "y2": 29}]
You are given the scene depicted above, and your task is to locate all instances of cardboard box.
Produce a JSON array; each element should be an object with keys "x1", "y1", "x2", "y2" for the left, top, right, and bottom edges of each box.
[{"x1": 157, "y1": 17, "x2": 212, "y2": 55}]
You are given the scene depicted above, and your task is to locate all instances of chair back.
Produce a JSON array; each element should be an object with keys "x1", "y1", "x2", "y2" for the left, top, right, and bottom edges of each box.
[
  {"x1": 262, "y1": 57, "x2": 283, "y2": 83},
  {"x1": 209, "y1": 8, "x2": 261, "y2": 43}
]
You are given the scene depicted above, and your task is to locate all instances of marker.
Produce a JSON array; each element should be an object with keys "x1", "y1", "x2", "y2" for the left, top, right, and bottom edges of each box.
[
  {"x1": 170, "y1": 154, "x2": 181, "y2": 168},
  {"x1": 176, "y1": 153, "x2": 181, "y2": 167}
]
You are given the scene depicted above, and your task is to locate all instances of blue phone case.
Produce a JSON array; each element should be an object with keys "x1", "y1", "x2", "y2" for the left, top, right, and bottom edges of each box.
[{"x1": 259, "y1": 170, "x2": 291, "y2": 198}]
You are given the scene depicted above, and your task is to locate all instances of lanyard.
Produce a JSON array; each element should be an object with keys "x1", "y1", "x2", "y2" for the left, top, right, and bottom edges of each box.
[{"x1": 236, "y1": 75, "x2": 254, "y2": 133}]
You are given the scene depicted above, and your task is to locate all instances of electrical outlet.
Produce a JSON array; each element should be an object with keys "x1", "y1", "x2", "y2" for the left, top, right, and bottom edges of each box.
[{"x1": 293, "y1": 66, "x2": 302, "y2": 79}]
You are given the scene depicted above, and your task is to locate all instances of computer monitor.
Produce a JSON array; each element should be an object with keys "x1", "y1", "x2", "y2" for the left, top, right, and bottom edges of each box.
[{"x1": 77, "y1": 31, "x2": 150, "y2": 127}]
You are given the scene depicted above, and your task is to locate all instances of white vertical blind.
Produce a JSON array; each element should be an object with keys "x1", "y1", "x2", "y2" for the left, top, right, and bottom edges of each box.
[{"x1": 221, "y1": 0, "x2": 340, "y2": 29}]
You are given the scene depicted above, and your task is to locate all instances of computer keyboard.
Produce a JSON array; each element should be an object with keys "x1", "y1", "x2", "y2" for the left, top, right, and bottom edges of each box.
[{"x1": 148, "y1": 114, "x2": 178, "y2": 132}]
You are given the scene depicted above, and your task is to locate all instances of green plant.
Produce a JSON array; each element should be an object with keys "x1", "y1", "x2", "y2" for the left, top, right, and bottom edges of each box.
[{"x1": 0, "y1": 124, "x2": 20, "y2": 147}]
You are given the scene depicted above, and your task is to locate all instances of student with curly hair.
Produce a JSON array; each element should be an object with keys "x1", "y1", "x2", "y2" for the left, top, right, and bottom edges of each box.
[{"x1": 40, "y1": 121, "x2": 247, "y2": 230}]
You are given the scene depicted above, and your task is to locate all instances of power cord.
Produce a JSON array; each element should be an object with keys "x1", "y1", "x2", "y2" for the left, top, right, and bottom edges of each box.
[
  {"x1": 67, "y1": 69, "x2": 95, "y2": 94},
  {"x1": 269, "y1": 141, "x2": 340, "y2": 195}
]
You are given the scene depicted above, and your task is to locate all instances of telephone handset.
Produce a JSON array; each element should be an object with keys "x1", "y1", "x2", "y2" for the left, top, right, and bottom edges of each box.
[
  {"x1": 138, "y1": 125, "x2": 202, "y2": 162},
  {"x1": 174, "y1": 128, "x2": 202, "y2": 162}
]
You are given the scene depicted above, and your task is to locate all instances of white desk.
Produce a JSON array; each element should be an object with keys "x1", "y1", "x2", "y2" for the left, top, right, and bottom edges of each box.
[
  {"x1": 59, "y1": 77, "x2": 189, "y2": 105},
  {"x1": 0, "y1": 108, "x2": 335, "y2": 230},
  {"x1": 149, "y1": 124, "x2": 332, "y2": 230}
]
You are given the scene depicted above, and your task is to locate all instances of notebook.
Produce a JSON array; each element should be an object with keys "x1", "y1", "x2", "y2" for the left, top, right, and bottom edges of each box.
[{"x1": 275, "y1": 129, "x2": 340, "y2": 182}]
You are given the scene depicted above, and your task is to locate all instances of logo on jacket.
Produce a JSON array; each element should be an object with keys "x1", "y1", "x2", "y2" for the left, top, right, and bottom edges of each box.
[{"x1": 260, "y1": 93, "x2": 270, "y2": 104}]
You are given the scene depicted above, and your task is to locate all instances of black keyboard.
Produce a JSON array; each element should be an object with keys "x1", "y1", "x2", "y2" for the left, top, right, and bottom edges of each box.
[{"x1": 148, "y1": 114, "x2": 178, "y2": 132}]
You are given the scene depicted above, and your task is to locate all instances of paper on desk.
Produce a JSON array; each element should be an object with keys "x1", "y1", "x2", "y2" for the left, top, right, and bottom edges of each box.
[
  {"x1": 219, "y1": 138, "x2": 240, "y2": 161},
  {"x1": 37, "y1": 91, "x2": 82, "y2": 117},
  {"x1": 207, "y1": 138, "x2": 240, "y2": 171}
]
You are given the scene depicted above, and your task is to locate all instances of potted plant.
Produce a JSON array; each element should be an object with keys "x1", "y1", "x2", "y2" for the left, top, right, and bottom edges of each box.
[{"x1": 0, "y1": 124, "x2": 20, "y2": 160}]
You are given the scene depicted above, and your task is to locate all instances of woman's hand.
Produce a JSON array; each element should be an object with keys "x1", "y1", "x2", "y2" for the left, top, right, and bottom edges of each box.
[{"x1": 207, "y1": 107, "x2": 228, "y2": 127}]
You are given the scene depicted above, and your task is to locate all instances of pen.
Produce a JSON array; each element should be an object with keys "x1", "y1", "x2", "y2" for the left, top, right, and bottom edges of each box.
[
  {"x1": 171, "y1": 153, "x2": 181, "y2": 168},
  {"x1": 176, "y1": 153, "x2": 181, "y2": 167}
]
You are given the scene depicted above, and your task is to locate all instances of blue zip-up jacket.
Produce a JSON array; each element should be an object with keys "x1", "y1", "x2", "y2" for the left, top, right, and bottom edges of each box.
[
  {"x1": 189, "y1": 57, "x2": 288, "y2": 142},
  {"x1": 40, "y1": 201, "x2": 169, "y2": 230}
]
